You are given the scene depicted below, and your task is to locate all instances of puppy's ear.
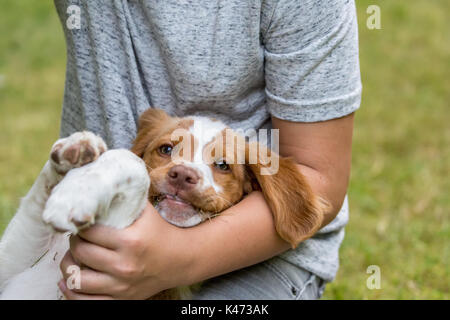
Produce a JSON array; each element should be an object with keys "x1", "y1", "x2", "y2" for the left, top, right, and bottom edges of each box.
[
  {"x1": 245, "y1": 143, "x2": 328, "y2": 248},
  {"x1": 131, "y1": 108, "x2": 171, "y2": 157}
]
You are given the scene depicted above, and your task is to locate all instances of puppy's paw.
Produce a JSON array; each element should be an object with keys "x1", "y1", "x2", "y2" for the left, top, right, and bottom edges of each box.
[
  {"x1": 43, "y1": 149, "x2": 151, "y2": 233},
  {"x1": 50, "y1": 131, "x2": 107, "y2": 175},
  {"x1": 43, "y1": 181, "x2": 100, "y2": 233}
]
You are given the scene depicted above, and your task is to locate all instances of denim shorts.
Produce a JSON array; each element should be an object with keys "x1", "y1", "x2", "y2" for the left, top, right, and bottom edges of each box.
[{"x1": 192, "y1": 256, "x2": 326, "y2": 300}]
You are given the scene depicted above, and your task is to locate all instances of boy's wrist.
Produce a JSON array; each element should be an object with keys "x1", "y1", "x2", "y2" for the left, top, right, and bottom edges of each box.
[
  {"x1": 173, "y1": 227, "x2": 206, "y2": 287},
  {"x1": 152, "y1": 222, "x2": 205, "y2": 290}
]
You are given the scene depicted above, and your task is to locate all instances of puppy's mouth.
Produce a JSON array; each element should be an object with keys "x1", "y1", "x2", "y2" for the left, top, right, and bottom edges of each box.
[{"x1": 152, "y1": 193, "x2": 206, "y2": 228}]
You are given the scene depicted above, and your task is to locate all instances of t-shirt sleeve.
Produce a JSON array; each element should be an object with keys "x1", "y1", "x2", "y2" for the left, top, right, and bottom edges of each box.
[{"x1": 261, "y1": 0, "x2": 362, "y2": 122}]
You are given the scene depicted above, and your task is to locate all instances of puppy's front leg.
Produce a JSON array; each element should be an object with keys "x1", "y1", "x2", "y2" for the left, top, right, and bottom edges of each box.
[
  {"x1": 0, "y1": 161, "x2": 60, "y2": 288},
  {"x1": 0, "y1": 132, "x2": 107, "y2": 288}
]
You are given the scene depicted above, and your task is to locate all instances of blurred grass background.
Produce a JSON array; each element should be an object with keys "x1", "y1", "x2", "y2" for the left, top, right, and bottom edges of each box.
[{"x1": 0, "y1": 0, "x2": 448, "y2": 299}]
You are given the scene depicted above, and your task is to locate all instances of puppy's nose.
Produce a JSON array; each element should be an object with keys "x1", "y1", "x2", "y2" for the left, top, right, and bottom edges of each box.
[{"x1": 167, "y1": 165, "x2": 199, "y2": 189}]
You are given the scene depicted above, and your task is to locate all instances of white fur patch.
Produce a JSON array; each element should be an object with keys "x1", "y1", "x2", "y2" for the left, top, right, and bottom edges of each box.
[{"x1": 186, "y1": 117, "x2": 227, "y2": 193}]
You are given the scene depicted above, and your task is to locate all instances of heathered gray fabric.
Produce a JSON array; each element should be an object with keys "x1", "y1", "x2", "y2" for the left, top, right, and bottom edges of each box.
[{"x1": 54, "y1": 0, "x2": 361, "y2": 284}]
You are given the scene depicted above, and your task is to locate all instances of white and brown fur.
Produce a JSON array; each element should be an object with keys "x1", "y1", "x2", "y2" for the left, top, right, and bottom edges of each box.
[{"x1": 0, "y1": 108, "x2": 326, "y2": 299}]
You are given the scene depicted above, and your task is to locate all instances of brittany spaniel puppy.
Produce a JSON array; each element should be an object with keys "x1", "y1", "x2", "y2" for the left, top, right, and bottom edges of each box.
[{"x1": 0, "y1": 108, "x2": 326, "y2": 299}]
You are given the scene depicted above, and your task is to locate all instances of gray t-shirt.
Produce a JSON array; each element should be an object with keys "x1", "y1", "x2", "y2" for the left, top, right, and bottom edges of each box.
[{"x1": 55, "y1": 0, "x2": 361, "y2": 282}]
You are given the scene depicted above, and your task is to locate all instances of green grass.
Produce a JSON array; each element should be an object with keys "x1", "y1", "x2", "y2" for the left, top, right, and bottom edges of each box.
[
  {"x1": 0, "y1": 0, "x2": 448, "y2": 299},
  {"x1": 0, "y1": 1, "x2": 65, "y2": 229}
]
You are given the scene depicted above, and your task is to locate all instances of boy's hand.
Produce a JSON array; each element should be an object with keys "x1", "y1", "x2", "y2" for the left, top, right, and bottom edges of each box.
[{"x1": 58, "y1": 201, "x2": 193, "y2": 299}]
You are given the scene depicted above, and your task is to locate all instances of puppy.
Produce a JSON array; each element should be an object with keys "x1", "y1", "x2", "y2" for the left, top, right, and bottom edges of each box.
[
  {"x1": 0, "y1": 108, "x2": 326, "y2": 299},
  {"x1": 132, "y1": 109, "x2": 326, "y2": 246}
]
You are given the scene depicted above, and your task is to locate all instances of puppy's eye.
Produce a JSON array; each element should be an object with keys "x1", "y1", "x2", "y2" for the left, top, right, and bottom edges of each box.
[
  {"x1": 214, "y1": 160, "x2": 230, "y2": 171},
  {"x1": 158, "y1": 144, "x2": 173, "y2": 156}
]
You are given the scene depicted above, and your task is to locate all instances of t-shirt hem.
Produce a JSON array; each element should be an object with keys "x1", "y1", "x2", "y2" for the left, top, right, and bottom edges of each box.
[{"x1": 266, "y1": 85, "x2": 362, "y2": 122}]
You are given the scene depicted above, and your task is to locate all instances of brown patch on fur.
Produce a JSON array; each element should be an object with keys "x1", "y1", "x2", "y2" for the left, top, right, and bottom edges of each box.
[
  {"x1": 80, "y1": 140, "x2": 96, "y2": 164},
  {"x1": 63, "y1": 144, "x2": 80, "y2": 165},
  {"x1": 50, "y1": 144, "x2": 63, "y2": 164},
  {"x1": 199, "y1": 129, "x2": 249, "y2": 212},
  {"x1": 54, "y1": 168, "x2": 67, "y2": 176},
  {"x1": 131, "y1": 108, "x2": 191, "y2": 158}
]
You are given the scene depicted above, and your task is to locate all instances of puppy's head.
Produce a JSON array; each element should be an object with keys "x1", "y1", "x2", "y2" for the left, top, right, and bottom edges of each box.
[{"x1": 132, "y1": 108, "x2": 327, "y2": 247}]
